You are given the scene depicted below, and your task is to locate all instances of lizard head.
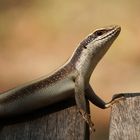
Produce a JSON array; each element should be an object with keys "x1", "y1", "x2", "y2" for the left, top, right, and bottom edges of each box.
[
  {"x1": 73, "y1": 25, "x2": 121, "y2": 80},
  {"x1": 86, "y1": 25, "x2": 121, "y2": 64},
  {"x1": 80, "y1": 25, "x2": 121, "y2": 56}
]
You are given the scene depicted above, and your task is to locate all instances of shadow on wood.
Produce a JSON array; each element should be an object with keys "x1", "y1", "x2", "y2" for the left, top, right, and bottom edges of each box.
[
  {"x1": 109, "y1": 93, "x2": 140, "y2": 140},
  {"x1": 0, "y1": 98, "x2": 90, "y2": 140}
]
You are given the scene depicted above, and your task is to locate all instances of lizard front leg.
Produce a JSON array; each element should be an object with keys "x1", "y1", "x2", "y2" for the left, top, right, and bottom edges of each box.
[
  {"x1": 74, "y1": 76, "x2": 95, "y2": 132},
  {"x1": 85, "y1": 84, "x2": 125, "y2": 109}
]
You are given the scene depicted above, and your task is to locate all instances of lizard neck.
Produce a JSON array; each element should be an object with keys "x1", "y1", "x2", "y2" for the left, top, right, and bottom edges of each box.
[
  {"x1": 68, "y1": 46, "x2": 99, "y2": 82},
  {"x1": 67, "y1": 43, "x2": 94, "y2": 83}
]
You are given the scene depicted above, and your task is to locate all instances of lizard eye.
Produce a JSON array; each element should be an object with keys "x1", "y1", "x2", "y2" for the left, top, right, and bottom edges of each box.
[{"x1": 94, "y1": 29, "x2": 107, "y2": 36}]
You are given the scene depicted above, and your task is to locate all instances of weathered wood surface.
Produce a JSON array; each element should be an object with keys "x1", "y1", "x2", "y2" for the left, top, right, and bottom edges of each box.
[
  {"x1": 109, "y1": 93, "x2": 140, "y2": 140},
  {"x1": 0, "y1": 98, "x2": 89, "y2": 140}
]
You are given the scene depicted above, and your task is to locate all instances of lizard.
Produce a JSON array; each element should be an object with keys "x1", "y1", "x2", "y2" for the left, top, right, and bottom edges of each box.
[{"x1": 0, "y1": 25, "x2": 122, "y2": 131}]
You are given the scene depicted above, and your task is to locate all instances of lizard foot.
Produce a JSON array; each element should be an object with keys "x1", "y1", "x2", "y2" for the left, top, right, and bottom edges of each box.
[
  {"x1": 105, "y1": 93, "x2": 125, "y2": 108},
  {"x1": 78, "y1": 109, "x2": 95, "y2": 132}
]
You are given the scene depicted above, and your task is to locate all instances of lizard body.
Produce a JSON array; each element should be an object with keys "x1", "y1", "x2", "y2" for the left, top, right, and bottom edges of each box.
[{"x1": 0, "y1": 25, "x2": 121, "y2": 126}]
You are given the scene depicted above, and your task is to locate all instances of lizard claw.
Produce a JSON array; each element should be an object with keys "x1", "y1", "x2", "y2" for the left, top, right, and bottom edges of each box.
[
  {"x1": 78, "y1": 109, "x2": 95, "y2": 132},
  {"x1": 105, "y1": 93, "x2": 125, "y2": 108},
  {"x1": 112, "y1": 93, "x2": 125, "y2": 100}
]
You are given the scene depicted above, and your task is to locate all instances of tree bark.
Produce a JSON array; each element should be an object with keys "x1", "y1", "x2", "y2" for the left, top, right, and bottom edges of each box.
[
  {"x1": 0, "y1": 98, "x2": 90, "y2": 140},
  {"x1": 109, "y1": 93, "x2": 140, "y2": 140}
]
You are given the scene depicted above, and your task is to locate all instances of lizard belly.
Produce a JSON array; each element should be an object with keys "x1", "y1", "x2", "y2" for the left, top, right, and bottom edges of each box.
[{"x1": 0, "y1": 78, "x2": 75, "y2": 118}]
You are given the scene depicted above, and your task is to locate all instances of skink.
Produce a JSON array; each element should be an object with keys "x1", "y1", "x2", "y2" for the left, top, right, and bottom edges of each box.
[{"x1": 0, "y1": 25, "x2": 121, "y2": 129}]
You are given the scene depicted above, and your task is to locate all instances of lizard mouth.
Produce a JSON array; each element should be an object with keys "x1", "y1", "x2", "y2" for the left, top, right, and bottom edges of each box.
[{"x1": 97, "y1": 25, "x2": 121, "y2": 41}]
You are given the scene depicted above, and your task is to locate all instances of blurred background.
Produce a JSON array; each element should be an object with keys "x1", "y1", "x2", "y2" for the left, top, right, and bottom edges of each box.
[{"x1": 0, "y1": 0, "x2": 140, "y2": 139}]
